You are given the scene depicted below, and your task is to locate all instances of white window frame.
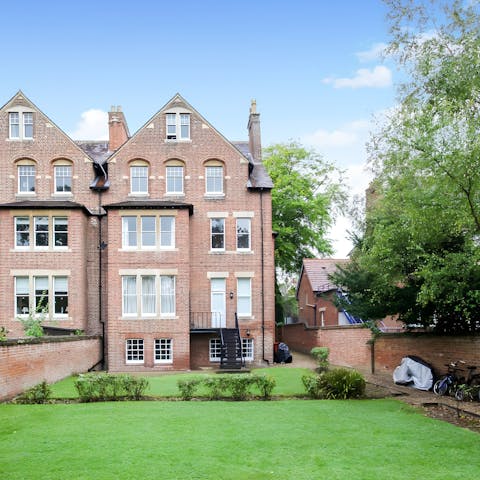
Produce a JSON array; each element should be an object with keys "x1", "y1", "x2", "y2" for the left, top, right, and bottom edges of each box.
[
  {"x1": 154, "y1": 338, "x2": 173, "y2": 364},
  {"x1": 18, "y1": 164, "x2": 36, "y2": 193},
  {"x1": 15, "y1": 216, "x2": 68, "y2": 250},
  {"x1": 141, "y1": 275, "x2": 156, "y2": 317},
  {"x1": 126, "y1": 339, "x2": 144, "y2": 364},
  {"x1": 122, "y1": 276, "x2": 137, "y2": 317},
  {"x1": 160, "y1": 276, "x2": 175, "y2": 316},
  {"x1": 54, "y1": 165, "x2": 72, "y2": 194},
  {"x1": 166, "y1": 165, "x2": 184, "y2": 194},
  {"x1": 23, "y1": 112, "x2": 33, "y2": 139},
  {"x1": 242, "y1": 338, "x2": 254, "y2": 361},
  {"x1": 236, "y1": 218, "x2": 251, "y2": 251},
  {"x1": 166, "y1": 113, "x2": 190, "y2": 141},
  {"x1": 237, "y1": 277, "x2": 252, "y2": 317},
  {"x1": 15, "y1": 276, "x2": 30, "y2": 317},
  {"x1": 130, "y1": 165, "x2": 148, "y2": 194},
  {"x1": 15, "y1": 217, "x2": 30, "y2": 248},
  {"x1": 122, "y1": 216, "x2": 137, "y2": 249},
  {"x1": 121, "y1": 215, "x2": 176, "y2": 250},
  {"x1": 8, "y1": 109, "x2": 34, "y2": 140},
  {"x1": 34, "y1": 216, "x2": 49, "y2": 248},
  {"x1": 53, "y1": 217, "x2": 68, "y2": 248},
  {"x1": 141, "y1": 216, "x2": 156, "y2": 249},
  {"x1": 9, "y1": 112, "x2": 20, "y2": 138},
  {"x1": 211, "y1": 218, "x2": 225, "y2": 251},
  {"x1": 209, "y1": 338, "x2": 222, "y2": 362},
  {"x1": 160, "y1": 216, "x2": 175, "y2": 248},
  {"x1": 53, "y1": 276, "x2": 68, "y2": 317},
  {"x1": 205, "y1": 166, "x2": 224, "y2": 195}
]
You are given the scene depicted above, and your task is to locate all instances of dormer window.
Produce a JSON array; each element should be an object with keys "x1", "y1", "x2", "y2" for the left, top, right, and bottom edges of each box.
[
  {"x1": 9, "y1": 111, "x2": 34, "y2": 139},
  {"x1": 165, "y1": 113, "x2": 190, "y2": 140}
]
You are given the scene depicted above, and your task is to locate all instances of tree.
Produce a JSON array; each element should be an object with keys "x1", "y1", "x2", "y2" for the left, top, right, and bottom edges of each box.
[
  {"x1": 263, "y1": 141, "x2": 345, "y2": 275},
  {"x1": 333, "y1": 1, "x2": 480, "y2": 333}
]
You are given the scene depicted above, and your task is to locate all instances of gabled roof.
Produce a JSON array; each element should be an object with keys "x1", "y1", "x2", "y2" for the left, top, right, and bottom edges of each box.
[{"x1": 297, "y1": 258, "x2": 349, "y2": 297}]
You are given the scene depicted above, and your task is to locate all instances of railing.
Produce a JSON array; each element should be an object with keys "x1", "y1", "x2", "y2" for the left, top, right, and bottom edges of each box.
[{"x1": 190, "y1": 312, "x2": 223, "y2": 330}]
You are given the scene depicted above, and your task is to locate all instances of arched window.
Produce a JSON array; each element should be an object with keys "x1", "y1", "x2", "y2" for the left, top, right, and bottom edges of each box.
[
  {"x1": 165, "y1": 160, "x2": 185, "y2": 194},
  {"x1": 129, "y1": 160, "x2": 149, "y2": 194},
  {"x1": 204, "y1": 160, "x2": 224, "y2": 195},
  {"x1": 16, "y1": 159, "x2": 37, "y2": 194},
  {"x1": 53, "y1": 159, "x2": 73, "y2": 194}
]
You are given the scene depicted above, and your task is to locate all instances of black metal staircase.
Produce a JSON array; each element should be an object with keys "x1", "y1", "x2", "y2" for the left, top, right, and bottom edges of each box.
[{"x1": 219, "y1": 314, "x2": 244, "y2": 370}]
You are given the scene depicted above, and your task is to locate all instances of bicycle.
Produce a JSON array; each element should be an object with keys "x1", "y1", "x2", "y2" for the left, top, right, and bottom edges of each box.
[
  {"x1": 433, "y1": 361, "x2": 465, "y2": 396},
  {"x1": 454, "y1": 365, "x2": 480, "y2": 401}
]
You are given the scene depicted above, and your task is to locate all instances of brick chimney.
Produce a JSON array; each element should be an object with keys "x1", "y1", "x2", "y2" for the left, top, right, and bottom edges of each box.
[
  {"x1": 108, "y1": 106, "x2": 130, "y2": 151},
  {"x1": 247, "y1": 99, "x2": 262, "y2": 162}
]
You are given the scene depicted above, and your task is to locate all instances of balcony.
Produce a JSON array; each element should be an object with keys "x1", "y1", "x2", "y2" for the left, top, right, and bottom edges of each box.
[{"x1": 190, "y1": 312, "x2": 225, "y2": 331}]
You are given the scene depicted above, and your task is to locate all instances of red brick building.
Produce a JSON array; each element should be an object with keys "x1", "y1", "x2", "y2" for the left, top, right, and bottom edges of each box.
[{"x1": 0, "y1": 91, "x2": 275, "y2": 371}]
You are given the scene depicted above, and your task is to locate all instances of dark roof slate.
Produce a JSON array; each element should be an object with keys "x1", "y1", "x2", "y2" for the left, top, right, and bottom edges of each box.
[
  {"x1": 104, "y1": 199, "x2": 193, "y2": 215},
  {"x1": 301, "y1": 258, "x2": 349, "y2": 293},
  {"x1": 75, "y1": 141, "x2": 111, "y2": 164},
  {"x1": 0, "y1": 200, "x2": 87, "y2": 210}
]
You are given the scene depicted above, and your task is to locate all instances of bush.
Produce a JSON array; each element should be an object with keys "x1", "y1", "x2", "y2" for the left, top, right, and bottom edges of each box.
[
  {"x1": 253, "y1": 374, "x2": 276, "y2": 400},
  {"x1": 177, "y1": 378, "x2": 201, "y2": 401},
  {"x1": 302, "y1": 374, "x2": 325, "y2": 399},
  {"x1": 310, "y1": 347, "x2": 329, "y2": 372},
  {"x1": 317, "y1": 368, "x2": 366, "y2": 399},
  {"x1": 227, "y1": 375, "x2": 252, "y2": 401},
  {"x1": 203, "y1": 376, "x2": 229, "y2": 400},
  {"x1": 16, "y1": 381, "x2": 52, "y2": 404},
  {"x1": 74, "y1": 373, "x2": 149, "y2": 402}
]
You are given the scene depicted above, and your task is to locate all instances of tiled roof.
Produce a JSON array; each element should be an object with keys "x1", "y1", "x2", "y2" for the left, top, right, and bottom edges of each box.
[
  {"x1": 103, "y1": 199, "x2": 193, "y2": 215},
  {"x1": 0, "y1": 200, "x2": 86, "y2": 210},
  {"x1": 75, "y1": 141, "x2": 111, "y2": 164},
  {"x1": 302, "y1": 258, "x2": 349, "y2": 292}
]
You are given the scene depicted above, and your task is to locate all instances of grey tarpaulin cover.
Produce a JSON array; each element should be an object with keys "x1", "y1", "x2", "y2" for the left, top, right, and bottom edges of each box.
[{"x1": 393, "y1": 356, "x2": 434, "y2": 391}]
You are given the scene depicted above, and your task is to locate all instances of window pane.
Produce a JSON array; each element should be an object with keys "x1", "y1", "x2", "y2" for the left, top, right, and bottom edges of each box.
[
  {"x1": 15, "y1": 277, "x2": 30, "y2": 315},
  {"x1": 142, "y1": 276, "x2": 156, "y2": 315},
  {"x1": 10, "y1": 112, "x2": 19, "y2": 138},
  {"x1": 54, "y1": 217, "x2": 68, "y2": 247},
  {"x1": 166, "y1": 113, "x2": 176, "y2": 139},
  {"x1": 18, "y1": 165, "x2": 35, "y2": 192},
  {"x1": 15, "y1": 217, "x2": 30, "y2": 247},
  {"x1": 55, "y1": 165, "x2": 72, "y2": 192},
  {"x1": 166, "y1": 166, "x2": 183, "y2": 193},
  {"x1": 126, "y1": 339, "x2": 144, "y2": 363},
  {"x1": 180, "y1": 114, "x2": 190, "y2": 139},
  {"x1": 209, "y1": 338, "x2": 222, "y2": 361},
  {"x1": 131, "y1": 166, "x2": 148, "y2": 193},
  {"x1": 122, "y1": 276, "x2": 137, "y2": 315},
  {"x1": 154, "y1": 338, "x2": 172, "y2": 363},
  {"x1": 54, "y1": 276, "x2": 68, "y2": 315},
  {"x1": 141, "y1": 216, "x2": 156, "y2": 247},
  {"x1": 34, "y1": 217, "x2": 49, "y2": 247},
  {"x1": 237, "y1": 218, "x2": 251, "y2": 250},
  {"x1": 206, "y1": 166, "x2": 223, "y2": 194},
  {"x1": 35, "y1": 276, "x2": 49, "y2": 313},
  {"x1": 211, "y1": 218, "x2": 225, "y2": 249},
  {"x1": 237, "y1": 278, "x2": 251, "y2": 316},
  {"x1": 160, "y1": 276, "x2": 175, "y2": 315},
  {"x1": 122, "y1": 217, "x2": 137, "y2": 247},
  {"x1": 23, "y1": 113, "x2": 33, "y2": 138},
  {"x1": 160, "y1": 216, "x2": 174, "y2": 247}
]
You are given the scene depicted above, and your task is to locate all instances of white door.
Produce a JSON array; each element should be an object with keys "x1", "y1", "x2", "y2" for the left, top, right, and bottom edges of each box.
[{"x1": 210, "y1": 278, "x2": 226, "y2": 328}]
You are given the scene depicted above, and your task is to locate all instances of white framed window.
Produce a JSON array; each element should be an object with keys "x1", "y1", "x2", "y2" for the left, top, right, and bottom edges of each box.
[
  {"x1": 18, "y1": 165, "x2": 36, "y2": 193},
  {"x1": 166, "y1": 113, "x2": 190, "y2": 140},
  {"x1": 15, "y1": 276, "x2": 30, "y2": 316},
  {"x1": 130, "y1": 165, "x2": 148, "y2": 194},
  {"x1": 211, "y1": 218, "x2": 225, "y2": 250},
  {"x1": 9, "y1": 112, "x2": 20, "y2": 138},
  {"x1": 166, "y1": 165, "x2": 184, "y2": 194},
  {"x1": 54, "y1": 165, "x2": 72, "y2": 193},
  {"x1": 141, "y1": 276, "x2": 156, "y2": 316},
  {"x1": 34, "y1": 276, "x2": 49, "y2": 313},
  {"x1": 141, "y1": 216, "x2": 156, "y2": 248},
  {"x1": 34, "y1": 217, "x2": 49, "y2": 247},
  {"x1": 242, "y1": 338, "x2": 254, "y2": 361},
  {"x1": 154, "y1": 338, "x2": 173, "y2": 364},
  {"x1": 160, "y1": 276, "x2": 175, "y2": 316},
  {"x1": 122, "y1": 276, "x2": 137, "y2": 316},
  {"x1": 126, "y1": 339, "x2": 144, "y2": 364},
  {"x1": 23, "y1": 113, "x2": 33, "y2": 138},
  {"x1": 53, "y1": 277, "x2": 68, "y2": 316},
  {"x1": 53, "y1": 217, "x2": 68, "y2": 247},
  {"x1": 121, "y1": 274, "x2": 176, "y2": 318},
  {"x1": 205, "y1": 166, "x2": 223, "y2": 194},
  {"x1": 122, "y1": 216, "x2": 137, "y2": 248},
  {"x1": 209, "y1": 338, "x2": 222, "y2": 362},
  {"x1": 237, "y1": 278, "x2": 252, "y2": 317},
  {"x1": 236, "y1": 218, "x2": 251, "y2": 251},
  {"x1": 15, "y1": 217, "x2": 30, "y2": 248},
  {"x1": 160, "y1": 216, "x2": 175, "y2": 248}
]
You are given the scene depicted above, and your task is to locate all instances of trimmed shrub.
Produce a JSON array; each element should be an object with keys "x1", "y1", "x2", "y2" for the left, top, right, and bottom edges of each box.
[
  {"x1": 227, "y1": 374, "x2": 252, "y2": 401},
  {"x1": 177, "y1": 378, "x2": 201, "y2": 401},
  {"x1": 253, "y1": 374, "x2": 276, "y2": 400},
  {"x1": 318, "y1": 368, "x2": 366, "y2": 399},
  {"x1": 302, "y1": 374, "x2": 325, "y2": 399},
  {"x1": 310, "y1": 347, "x2": 330, "y2": 372},
  {"x1": 16, "y1": 381, "x2": 52, "y2": 404},
  {"x1": 203, "y1": 376, "x2": 229, "y2": 400}
]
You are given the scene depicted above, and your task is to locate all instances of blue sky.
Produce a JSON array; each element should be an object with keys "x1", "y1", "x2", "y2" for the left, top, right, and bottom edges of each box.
[{"x1": 1, "y1": 0, "x2": 398, "y2": 256}]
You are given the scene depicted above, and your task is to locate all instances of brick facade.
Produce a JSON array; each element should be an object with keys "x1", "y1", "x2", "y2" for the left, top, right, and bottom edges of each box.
[{"x1": 0, "y1": 91, "x2": 275, "y2": 372}]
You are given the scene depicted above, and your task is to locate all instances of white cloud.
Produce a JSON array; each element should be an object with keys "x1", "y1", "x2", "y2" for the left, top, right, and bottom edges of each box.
[
  {"x1": 323, "y1": 65, "x2": 392, "y2": 89},
  {"x1": 356, "y1": 42, "x2": 388, "y2": 62},
  {"x1": 69, "y1": 109, "x2": 108, "y2": 140}
]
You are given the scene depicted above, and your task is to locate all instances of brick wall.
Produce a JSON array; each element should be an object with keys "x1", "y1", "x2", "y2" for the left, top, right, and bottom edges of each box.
[
  {"x1": 280, "y1": 323, "x2": 480, "y2": 375},
  {"x1": 0, "y1": 336, "x2": 102, "y2": 401}
]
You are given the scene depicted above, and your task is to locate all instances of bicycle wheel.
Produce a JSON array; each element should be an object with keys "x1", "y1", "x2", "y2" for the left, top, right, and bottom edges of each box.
[
  {"x1": 433, "y1": 378, "x2": 449, "y2": 396},
  {"x1": 455, "y1": 388, "x2": 465, "y2": 401}
]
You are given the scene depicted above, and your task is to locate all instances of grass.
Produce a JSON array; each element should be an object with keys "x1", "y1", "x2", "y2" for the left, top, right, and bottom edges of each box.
[
  {"x1": 49, "y1": 367, "x2": 313, "y2": 399},
  {"x1": 1, "y1": 399, "x2": 479, "y2": 479}
]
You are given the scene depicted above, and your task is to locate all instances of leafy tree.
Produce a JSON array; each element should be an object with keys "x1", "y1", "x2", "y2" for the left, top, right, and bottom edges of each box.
[
  {"x1": 334, "y1": 0, "x2": 480, "y2": 333},
  {"x1": 263, "y1": 141, "x2": 345, "y2": 275}
]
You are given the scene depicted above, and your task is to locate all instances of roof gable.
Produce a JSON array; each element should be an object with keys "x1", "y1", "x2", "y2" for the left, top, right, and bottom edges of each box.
[{"x1": 299, "y1": 258, "x2": 349, "y2": 294}]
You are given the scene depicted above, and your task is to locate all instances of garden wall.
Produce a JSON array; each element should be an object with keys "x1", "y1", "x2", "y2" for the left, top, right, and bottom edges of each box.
[
  {"x1": 280, "y1": 323, "x2": 480, "y2": 375},
  {"x1": 0, "y1": 336, "x2": 102, "y2": 401}
]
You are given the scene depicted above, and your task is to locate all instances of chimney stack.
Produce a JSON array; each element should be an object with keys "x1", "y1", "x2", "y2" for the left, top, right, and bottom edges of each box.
[
  {"x1": 108, "y1": 105, "x2": 130, "y2": 151},
  {"x1": 247, "y1": 99, "x2": 262, "y2": 162}
]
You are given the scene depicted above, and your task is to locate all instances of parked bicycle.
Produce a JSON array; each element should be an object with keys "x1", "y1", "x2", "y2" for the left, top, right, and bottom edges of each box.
[
  {"x1": 454, "y1": 365, "x2": 480, "y2": 402},
  {"x1": 433, "y1": 361, "x2": 466, "y2": 396}
]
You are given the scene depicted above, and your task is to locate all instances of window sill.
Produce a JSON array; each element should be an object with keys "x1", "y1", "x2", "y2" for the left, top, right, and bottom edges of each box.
[
  {"x1": 209, "y1": 249, "x2": 226, "y2": 254},
  {"x1": 164, "y1": 139, "x2": 191, "y2": 144},
  {"x1": 128, "y1": 193, "x2": 150, "y2": 197},
  {"x1": 204, "y1": 193, "x2": 225, "y2": 199},
  {"x1": 154, "y1": 361, "x2": 174, "y2": 365},
  {"x1": 119, "y1": 247, "x2": 177, "y2": 252},
  {"x1": 52, "y1": 192, "x2": 73, "y2": 197},
  {"x1": 237, "y1": 315, "x2": 255, "y2": 321},
  {"x1": 164, "y1": 193, "x2": 185, "y2": 198}
]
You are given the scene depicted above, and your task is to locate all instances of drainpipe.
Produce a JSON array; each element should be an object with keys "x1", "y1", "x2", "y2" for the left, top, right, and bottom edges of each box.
[
  {"x1": 260, "y1": 189, "x2": 269, "y2": 365},
  {"x1": 98, "y1": 190, "x2": 106, "y2": 369}
]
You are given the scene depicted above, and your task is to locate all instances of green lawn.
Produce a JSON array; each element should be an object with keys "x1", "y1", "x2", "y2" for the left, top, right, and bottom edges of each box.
[
  {"x1": 1, "y1": 399, "x2": 479, "y2": 479},
  {"x1": 50, "y1": 367, "x2": 313, "y2": 398}
]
